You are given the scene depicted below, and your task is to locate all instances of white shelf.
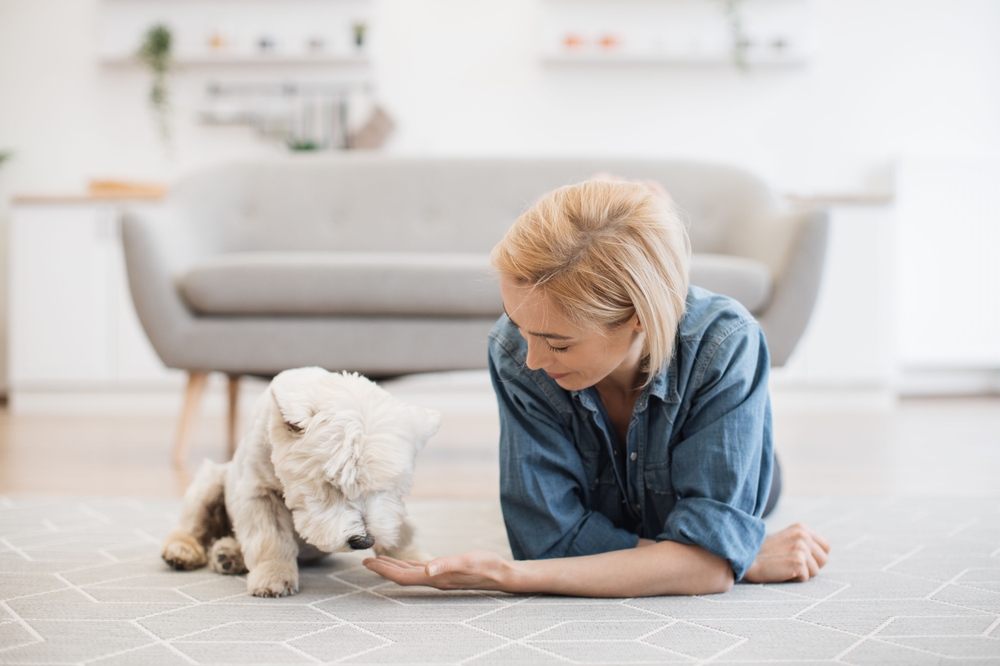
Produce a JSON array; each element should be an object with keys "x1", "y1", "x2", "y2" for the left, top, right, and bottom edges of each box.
[
  {"x1": 97, "y1": 0, "x2": 372, "y2": 68},
  {"x1": 100, "y1": 52, "x2": 370, "y2": 66},
  {"x1": 541, "y1": 50, "x2": 809, "y2": 66},
  {"x1": 538, "y1": 0, "x2": 812, "y2": 68}
]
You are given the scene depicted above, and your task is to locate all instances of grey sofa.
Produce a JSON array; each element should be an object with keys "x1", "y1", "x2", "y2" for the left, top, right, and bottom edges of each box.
[{"x1": 122, "y1": 156, "x2": 827, "y2": 463}]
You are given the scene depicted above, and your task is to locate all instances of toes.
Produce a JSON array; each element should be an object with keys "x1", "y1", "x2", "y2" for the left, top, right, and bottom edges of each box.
[
  {"x1": 208, "y1": 538, "x2": 247, "y2": 575},
  {"x1": 247, "y1": 566, "x2": 299, "y2": 597},
  {"x1": 161, "y1": 535, "x2": 207, "y2": 570}
]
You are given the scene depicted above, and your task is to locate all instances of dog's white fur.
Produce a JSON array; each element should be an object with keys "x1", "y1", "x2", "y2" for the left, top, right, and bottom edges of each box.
[{"x1": 161, "y1": 367, "x2": 440, "y2": 597}]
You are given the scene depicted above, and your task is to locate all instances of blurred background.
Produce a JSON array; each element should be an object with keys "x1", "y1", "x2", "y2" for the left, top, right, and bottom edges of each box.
[{"x1": 0, "y1": 0, "x2": 997, "y2": 497}]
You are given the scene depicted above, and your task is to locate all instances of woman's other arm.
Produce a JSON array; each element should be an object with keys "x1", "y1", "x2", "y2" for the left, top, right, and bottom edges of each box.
[{"x1": 743, "y1": 523, "x2": 831, "y2": 583}]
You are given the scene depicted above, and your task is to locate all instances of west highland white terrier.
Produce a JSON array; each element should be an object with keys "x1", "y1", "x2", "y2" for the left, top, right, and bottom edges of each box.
[{"x1": 161, "y1": 367, "x2": 440, "y2": 597}]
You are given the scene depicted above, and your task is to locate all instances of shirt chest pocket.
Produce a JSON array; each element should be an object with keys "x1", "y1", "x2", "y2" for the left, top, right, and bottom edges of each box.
[
  {"x1": 577, "y1": 445, "x2": 619, "y2": 492},
  {"x1": 643, "y1": 465, "x2": 674, "y2": 497}
]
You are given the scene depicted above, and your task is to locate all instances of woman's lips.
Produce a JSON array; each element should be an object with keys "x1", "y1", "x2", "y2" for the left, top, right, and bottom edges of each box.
[{"x1": 546, "y1": 372, "x2": 570, "y2": 380}]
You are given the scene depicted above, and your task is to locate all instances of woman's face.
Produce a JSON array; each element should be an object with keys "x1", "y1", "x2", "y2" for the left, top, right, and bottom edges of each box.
[{"x1": 499, "y1": 276, "x2": 645, "y2": 393}]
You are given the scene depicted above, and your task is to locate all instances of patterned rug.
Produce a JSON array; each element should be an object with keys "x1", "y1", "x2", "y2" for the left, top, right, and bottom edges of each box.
[{"x1": 1, "y1": 496, "x2": 999, "y2": 665}]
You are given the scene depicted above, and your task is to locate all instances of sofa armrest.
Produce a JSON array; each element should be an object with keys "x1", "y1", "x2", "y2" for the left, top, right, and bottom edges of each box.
[
  {"x1": 755, "y1": 209, "x2": 829, "y2": 366},
  {"x1": 121, "y1": 207, "x2": 200, "y2": 370}
]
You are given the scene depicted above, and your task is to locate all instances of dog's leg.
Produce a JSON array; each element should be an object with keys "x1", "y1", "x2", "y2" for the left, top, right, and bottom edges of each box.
[
  {"x1": 228, "y1": 490, "x2": 300, "y2": 597},
  {"x1": 162, "y1": 460, "x2": 232, "y2": 571}
]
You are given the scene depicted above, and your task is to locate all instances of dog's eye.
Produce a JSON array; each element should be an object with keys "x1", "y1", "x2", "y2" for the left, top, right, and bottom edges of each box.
[{"x1": 284, "y1": 421, "x2": 304, "y2": 434}]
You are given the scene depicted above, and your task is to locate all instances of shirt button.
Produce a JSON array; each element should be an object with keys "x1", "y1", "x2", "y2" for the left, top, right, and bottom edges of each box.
[
  {"x1": 613, "y1": 450, "x2": 617, "y2": 456},
  {"x1": 630, "y1": 452, "x2": 637, "y2": 461},
  {"x1": 635, "y1": 504, "x2": 641, "y2": 511}
]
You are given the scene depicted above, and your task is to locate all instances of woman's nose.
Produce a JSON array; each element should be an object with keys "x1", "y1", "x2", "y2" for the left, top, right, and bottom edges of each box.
[{"x1": 524, "y1": 339, "x2": 550, "y2": 370}]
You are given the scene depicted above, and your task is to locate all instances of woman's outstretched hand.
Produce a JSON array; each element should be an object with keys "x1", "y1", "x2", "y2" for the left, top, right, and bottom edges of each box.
[
  {"x1": 363, "y1": 551, "x2": 517, "y2": 592},
  {"x1": 743, "y1": 523, "x2": 831, "y2": 583},
  {"x1": 364, "y1": 528, "x2": 829, "y2": 596}
]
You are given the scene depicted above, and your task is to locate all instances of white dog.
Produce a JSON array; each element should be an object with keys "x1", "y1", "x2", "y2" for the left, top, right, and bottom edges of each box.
[{"x1": 161, "y1": 367, "x2": 440, "y2": 597}]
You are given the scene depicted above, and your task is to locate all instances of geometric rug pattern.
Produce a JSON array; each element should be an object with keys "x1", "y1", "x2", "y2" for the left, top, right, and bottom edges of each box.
[{"x1": 2, "y1": 496, "x2": 999, "y2": 665}]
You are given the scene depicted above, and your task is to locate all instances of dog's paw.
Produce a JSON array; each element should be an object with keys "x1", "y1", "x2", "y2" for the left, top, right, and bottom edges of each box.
[
  {"x1": 247, "y1": 562, "x2": 299, "y2": 597},
  {"x1": 209, "y1": 537, "x2": 247, "y2": 575},
  {"x1": 162, "y1": 532, "x2": 208, "y2": 571}
]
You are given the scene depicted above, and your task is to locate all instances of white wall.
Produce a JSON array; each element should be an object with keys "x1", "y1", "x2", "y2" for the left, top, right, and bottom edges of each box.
[
  {"x1": 2, "y1": 0, "x2": 999, "y2": 392},
  {"x1": 371, "y1": 0, "x2": 1000, "y2": 192},
  {"x1": 3, "y1": 0, "x2": 997, "y2": 197}
]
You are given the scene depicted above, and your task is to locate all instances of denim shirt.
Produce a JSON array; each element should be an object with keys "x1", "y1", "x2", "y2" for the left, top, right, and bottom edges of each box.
[{"x1": 488, "y1": 286, "x2": 773, "y2": 581}]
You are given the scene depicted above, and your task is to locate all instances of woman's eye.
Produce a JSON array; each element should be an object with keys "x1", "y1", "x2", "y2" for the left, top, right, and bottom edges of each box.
[{"x1": 547, "y1": 344, "x2": 569, "y2": 353}]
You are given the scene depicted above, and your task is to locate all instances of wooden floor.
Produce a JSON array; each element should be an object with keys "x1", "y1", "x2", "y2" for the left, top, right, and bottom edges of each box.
[{"x1": 0, "y1": 375, "x2": 997, "y2": 499}]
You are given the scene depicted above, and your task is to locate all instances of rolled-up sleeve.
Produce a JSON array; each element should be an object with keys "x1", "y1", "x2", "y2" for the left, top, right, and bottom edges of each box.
[
  {"x1": 490, "y1": 326, "x2": 640, "y2": 560},
  {"x1": 656, "y1": 319, "x2": 773, "y2": 580}
]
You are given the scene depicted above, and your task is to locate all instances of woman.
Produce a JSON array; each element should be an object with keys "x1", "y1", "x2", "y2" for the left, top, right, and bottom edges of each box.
[{"x1": 364, "y1": 179, "x2": 829, "y2": 596}]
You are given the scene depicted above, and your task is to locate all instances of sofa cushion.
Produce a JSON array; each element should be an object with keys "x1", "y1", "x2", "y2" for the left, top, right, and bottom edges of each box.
[
  {"x1": 690, "y1": 253, "x2": 772, "y2": 314},
  {"x1": 178, "y1": 251, "x2": 772, "y2": 318},
  {"x1": 178, "y1": 252, "x2": 504, "y2": 317}
]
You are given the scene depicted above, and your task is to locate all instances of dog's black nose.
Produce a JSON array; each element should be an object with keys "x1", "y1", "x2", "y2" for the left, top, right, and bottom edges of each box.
[{"x1": 348, "y1": 534, "x2": 375, "y2": 550}]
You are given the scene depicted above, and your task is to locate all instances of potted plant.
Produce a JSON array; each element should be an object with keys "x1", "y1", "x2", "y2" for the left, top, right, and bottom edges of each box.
[{"x1": 139, "y1": 24, "x2": 173, "y2": 147}]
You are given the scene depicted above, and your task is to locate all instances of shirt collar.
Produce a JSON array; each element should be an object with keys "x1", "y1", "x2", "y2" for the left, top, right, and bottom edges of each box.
[{"x1": 571, "y1": 360, "x2": 677, "y2": 414}]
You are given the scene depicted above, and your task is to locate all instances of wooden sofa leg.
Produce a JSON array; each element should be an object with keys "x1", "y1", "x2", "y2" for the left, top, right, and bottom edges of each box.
[
  {"x1": 226, "y1": 374, "x2": 240, "y2": 460},
  {"x1": 174, "y1": 371, "x2": 209, "y2": 467}
]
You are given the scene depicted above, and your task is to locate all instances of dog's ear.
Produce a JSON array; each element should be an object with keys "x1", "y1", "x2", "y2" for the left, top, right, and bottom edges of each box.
[
  {"x1": 322, "y1": 422, "x2": 366, "y2": 498},
  {"x1": 270, "y1": 367, "x2": 329, "y2": 432},
  {"x1": 409, "y1": 406, "x2": 441, "y2": 449}
]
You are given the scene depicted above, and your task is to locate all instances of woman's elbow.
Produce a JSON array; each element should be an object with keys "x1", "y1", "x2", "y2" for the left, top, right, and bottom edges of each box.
[
  {"x1": 712, "y1": 566, "x2": 735, "y2": 594},
  {"x1": 699, "y1": 560, "x2": 735, "y2": 595},
  {"x1": 677, "y1": 555, "x2": 734, "y2": 596}
]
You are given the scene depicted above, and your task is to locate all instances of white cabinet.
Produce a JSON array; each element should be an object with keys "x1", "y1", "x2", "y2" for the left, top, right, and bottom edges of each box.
[
  {"x1": 9, "y1": 199, "x2": 185, "y2": 411},
  {"x1": 10, "y1": 205, "x2": 118, "y2": 385}
]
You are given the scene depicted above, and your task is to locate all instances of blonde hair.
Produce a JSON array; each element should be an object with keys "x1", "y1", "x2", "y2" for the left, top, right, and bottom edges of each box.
[{"x1": 491, "y1": 180, "x2": 690, "y2": 385}]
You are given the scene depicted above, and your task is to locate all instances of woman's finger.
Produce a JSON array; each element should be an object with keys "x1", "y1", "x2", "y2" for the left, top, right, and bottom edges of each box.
[
  {"x1": 365, "y1": 557, "x2": 430, "y2": 583},
  {"x1": 373, "y1": 558, "x2": 414, "y2": 574},
  {"x1": 808, "y1": 536, "x2": 830, "y2": 568},
  {"x1": 363, "y1": 559, "x2": 406, "y2": 581},
  {"x1": 805, "y1": 551, "x2": 820, "y2": 578},
  {"x1": 811, "y1": 529, "x2": 832, "y2": 554},
  {"x1": 427, "y1": 555, "x2": 470, "y2": 577}
]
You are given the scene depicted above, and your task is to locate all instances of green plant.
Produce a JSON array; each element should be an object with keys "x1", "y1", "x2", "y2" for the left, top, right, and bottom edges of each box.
[
  {"x1": 352, "y1": 22, "x2": 366, "y2": 48},
  {"x1": 720, "y1": 0, "x2": 749, "y2": 71},
  {"x1": 0, "y1": 151, "x2": 11, "y2": 169},
  {"x1": 287, "y1": 139, "x2": 320, "y2": 152},
  {"x1": 139, "y1": 24, "x2": 173, "y2": 145}
]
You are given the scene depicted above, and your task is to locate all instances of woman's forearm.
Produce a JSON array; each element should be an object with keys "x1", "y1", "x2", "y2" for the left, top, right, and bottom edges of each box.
[
  {"x1": 507, "y1": 541, "x2": 734, "y2": 597},
  {"x1": 365, "y1": 526, "x2": 829, "y2": 594}
]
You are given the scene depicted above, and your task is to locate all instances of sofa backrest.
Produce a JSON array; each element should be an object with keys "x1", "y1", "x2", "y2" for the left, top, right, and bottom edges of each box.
[{"x1": 167, "y1": 156, "x2": 778, "y2": 255}]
